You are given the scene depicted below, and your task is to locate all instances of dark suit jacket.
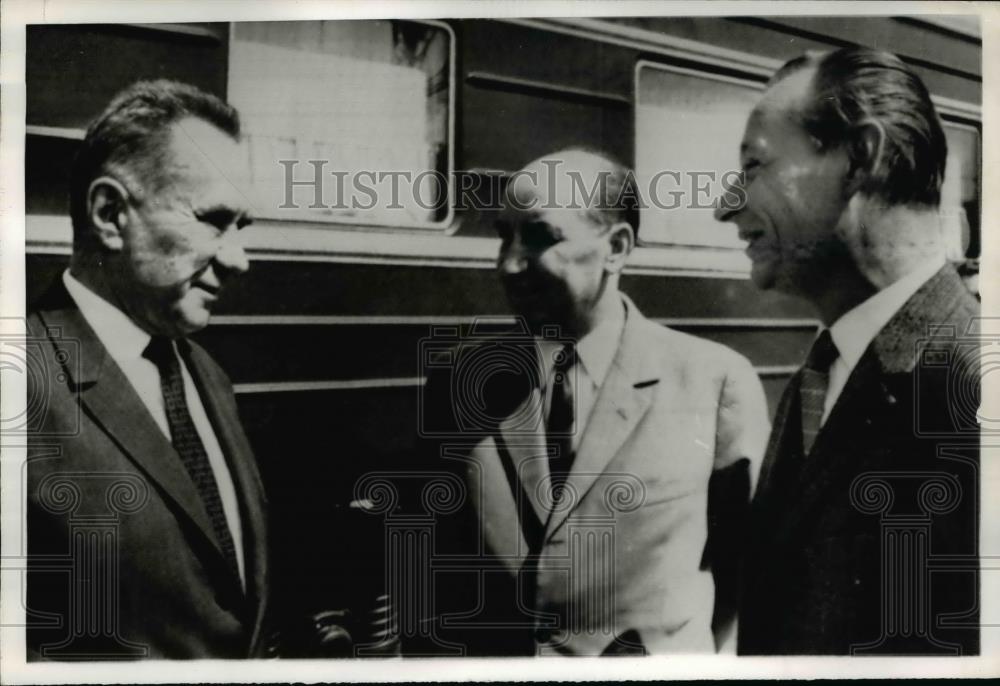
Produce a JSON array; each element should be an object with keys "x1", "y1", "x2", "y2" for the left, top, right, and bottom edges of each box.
[
  {"x1": 740, "y1": 265, "x2": 980, "y2": 655},
  {"x1": 421, "y1": 295, "x2": 769, "y2": 655},
  {"x1": 26, "y1": 282, "x2": 270, "y2": 659}
]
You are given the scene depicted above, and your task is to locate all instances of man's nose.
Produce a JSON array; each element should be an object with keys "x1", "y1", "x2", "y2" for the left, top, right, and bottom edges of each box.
[
  {"x1": 215, "y1": 231, "x2": 250, "y2": 275},
  {"x1": 497, "y1": 243, "x2": 527, "y2": 276},
  {"x1": 713, "y1": 173, "x2": 745, "y2": 223}
]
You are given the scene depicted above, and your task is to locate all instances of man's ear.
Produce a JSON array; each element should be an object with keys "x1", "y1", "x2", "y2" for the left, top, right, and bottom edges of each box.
[
  {"x1": 87, "y1": 176, "x2": 130, "y2": 251},
  {"x1": 844, "y1": 119, "x2": 887, "y2": 198},
  {"x1": 604, "y1": 221, "x2": 635, "y2": 274}
]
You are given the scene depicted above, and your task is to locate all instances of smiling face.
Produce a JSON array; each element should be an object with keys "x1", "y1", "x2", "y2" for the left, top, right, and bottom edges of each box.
[
  {"x1": 115, "y1": 117, "x2": 252, "y2": 338},
  {"x1": 716, "y1": 68, "x2": 853, "y2": 297}
]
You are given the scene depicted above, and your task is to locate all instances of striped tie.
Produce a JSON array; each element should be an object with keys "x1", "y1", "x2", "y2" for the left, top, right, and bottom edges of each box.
[{"x1": 799, "y1": 329, "x2": 838, "y2": 455}]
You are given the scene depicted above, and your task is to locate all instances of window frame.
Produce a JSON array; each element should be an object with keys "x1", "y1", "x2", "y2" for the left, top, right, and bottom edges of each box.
[
  {"x1": 225, "y1": 17, "x2": 457, "y2": 234},
  {"x1": 938, "y1": 115, "x2": 982, "y2": 261},
  {"x1": 633, "y1": 58, "x2": 766, "y2": 259},
  {"x1": 22, "y1": 17, "x2": 981, "y2": 275},
  {"x1": 632, "y1": 54, "x2": 983, "y2": 278}
]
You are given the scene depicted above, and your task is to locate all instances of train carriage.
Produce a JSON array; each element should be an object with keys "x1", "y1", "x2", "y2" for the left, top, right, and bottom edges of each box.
[{"x1": 23, "y1": 13, "x2": 982, "y2": 647}]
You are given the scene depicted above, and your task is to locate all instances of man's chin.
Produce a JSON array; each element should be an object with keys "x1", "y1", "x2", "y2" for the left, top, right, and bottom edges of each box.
[
  {"x1": 505, "y1": 297, "x2": 540, "y2": 326},
  {"x1": 173, "y1": 307, "x2": 213, "y2": 337},
  {"x1": 518, "y1": 311, "x2": 567, "y2": 336},
  {"x1": 748, "y1": 262, "x2": 778, "y2": 291},
  {"x1": 506, "y1": 295, "x2": 570, "y2": 334}
]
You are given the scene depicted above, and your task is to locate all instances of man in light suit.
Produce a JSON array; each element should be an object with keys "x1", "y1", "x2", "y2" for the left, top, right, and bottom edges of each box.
[
  {"x1": 715, "y1": 47, "x2": 980, "y2": 654},
  {"x1": 26, "y1": 80, "x2": 269, "y2": 659},
  {"x1": 423, "y1": 149, "x2": 769, "y2": 655}
]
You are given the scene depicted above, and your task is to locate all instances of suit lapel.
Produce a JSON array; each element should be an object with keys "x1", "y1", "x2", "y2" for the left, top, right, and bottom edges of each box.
[
  {"x1": 496, "y1": 371, "x2": 551, "y2": 531},
  {"x1": 756, "y1": 265, "x2": 974, "y2": 536},
  {"x1": 764, "y1": 354, "x2": 880, "y2": 538},
  {"x1": 753, "y1": 371, "x2": 801, "y2": 504},
  {"x1": 802, "y1": 265, "x2": 973, "y2": 479},
  {"x1": 865, "y1": 265, "x2": 974, "y2": 376},
  {"x1": 37, "y1": 302, "x2": 240, "y2": 588},
  {"x1": 545, "y1": 298, "x2": 659, "y2": 538}
]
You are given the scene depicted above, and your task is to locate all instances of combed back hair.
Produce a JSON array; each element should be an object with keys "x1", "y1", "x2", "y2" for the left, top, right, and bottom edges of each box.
[
  {"x1": 772, "y1": 46, "x2": 947, "y2": 208},
  {"x1": 70, "y1": 79, "x2": 240, "y2": 242}
]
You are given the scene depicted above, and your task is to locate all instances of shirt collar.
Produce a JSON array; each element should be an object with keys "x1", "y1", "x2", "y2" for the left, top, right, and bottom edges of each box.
[
  {"x1": 536, "y1": 298, "x2": 625, "y2": 389},
  {"x1": 63, "y1": 269, "x2": 152, "y2": 364},
  {"x1": 828, "y1": 257, "x2": 946, "y2": 372},
  {"x1": 574, "y1": 298, "x2": 626, "y2": 388}
]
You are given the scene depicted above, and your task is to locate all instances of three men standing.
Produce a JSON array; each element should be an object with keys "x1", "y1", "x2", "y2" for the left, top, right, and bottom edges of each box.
[{"x1": 23, "y1": 44, "x2": 981, "y2": 662}]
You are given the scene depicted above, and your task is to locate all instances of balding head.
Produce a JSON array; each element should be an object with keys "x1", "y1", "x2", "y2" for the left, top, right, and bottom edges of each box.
[
  {"x1": 496, "y1": 149, "x2": 637, "y2": 338},
  {"x1": 506, "y1": 148, "x2": 641, "y2": 241}
]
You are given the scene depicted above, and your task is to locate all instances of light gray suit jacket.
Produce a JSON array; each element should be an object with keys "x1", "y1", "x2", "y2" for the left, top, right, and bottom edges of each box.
[{"x1": 427, "y1": 295, "x2": 768, "y2": 655}]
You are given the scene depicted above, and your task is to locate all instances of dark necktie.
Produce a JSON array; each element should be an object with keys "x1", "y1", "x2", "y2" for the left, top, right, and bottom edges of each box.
[
  {"x1": 546, "y1": 344, "x2": 577, "y2": 500},
  {"x1": 143, "y1": 336, "x2": 240, "y2": 580},
  {"x1": 799, "y1": 329, "x2": 839, "y2": 455}
]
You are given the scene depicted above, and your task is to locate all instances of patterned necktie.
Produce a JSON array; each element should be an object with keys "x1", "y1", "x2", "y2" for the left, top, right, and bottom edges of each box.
[
  {"x1": 799, "y1": 329, "x2": 839, "y2": 455},
  {"x1": 143, "y1": 336, "x2": 240, "y2": 580},
  {"x1": 546, "y1": 344, "x2": 577, "y2": 500}
]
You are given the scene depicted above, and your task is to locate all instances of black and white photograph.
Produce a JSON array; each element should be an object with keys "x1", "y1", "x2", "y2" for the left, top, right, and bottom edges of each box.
[{"x1": 0, "y1": 0, "x2": 996, "y2": 681}]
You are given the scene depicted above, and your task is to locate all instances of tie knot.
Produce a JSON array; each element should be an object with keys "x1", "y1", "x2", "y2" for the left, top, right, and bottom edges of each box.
[
  {"x1": 552, "y1": 344, "x2": 577, "y2": 373},
  {"x1": 805, "y1": 329, "x2": 838, "y2": 372},
  {"x1": 143, "y1": 336, "x2": 179, "y2": 370}
]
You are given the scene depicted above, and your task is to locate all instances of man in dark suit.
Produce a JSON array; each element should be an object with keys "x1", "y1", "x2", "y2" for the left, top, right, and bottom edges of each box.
[
  {"x1": 26, "y1": 80, "x2": 269, "y2": 659},
  {"x1": 715, "y1": 47, "x2": 980, "y2": 654},
  {"x1": 422, "y1": 149, "x2": 769, "y2": 655}
]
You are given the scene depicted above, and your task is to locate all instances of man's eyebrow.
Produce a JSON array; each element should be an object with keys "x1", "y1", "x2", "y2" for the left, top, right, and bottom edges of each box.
[
  {"x1": 195, "y1": 202, "x2": 234, "y2": 213},
  {"x1": 194, "y1": 204, "x2": 252, "y2": 226},
  {"x1": 524, "y1": 219, "x2": 563, "y2": 240}
]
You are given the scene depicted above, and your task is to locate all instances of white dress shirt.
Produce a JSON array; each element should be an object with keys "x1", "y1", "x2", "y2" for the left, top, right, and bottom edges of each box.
[
  {"x1": 821, "y1": 257, "x2": 945, "y2": 424},
  {"x1": 537, "y1": 299, "x2": 626, "y2": 452},
  {"x1": 63, "y1": 270, "x2": 246, "y2": 587}
]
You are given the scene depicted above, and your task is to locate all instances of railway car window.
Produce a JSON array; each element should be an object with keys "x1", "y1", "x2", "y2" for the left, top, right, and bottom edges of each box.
[
  {"x1": 635, "y1": 62, "x2": 762, "y2": 250},
  {"x1": 228, "y1": 20, "x2": 452, "y2": 229},
  {"x1": 940, "y1": 122, "x2": 981, "y2": 262}
]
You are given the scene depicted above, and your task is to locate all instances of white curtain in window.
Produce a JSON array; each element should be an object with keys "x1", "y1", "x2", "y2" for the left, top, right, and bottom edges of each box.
[
  {"x1": 940, "y1": 123, "x2": 979, "y2": 261},
  {"x1": 635, "y1": 65, "x2": 760, "y2": 248},
  {"x1": 229, "y1": 21, "x2": 433, "y2": 224}
]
